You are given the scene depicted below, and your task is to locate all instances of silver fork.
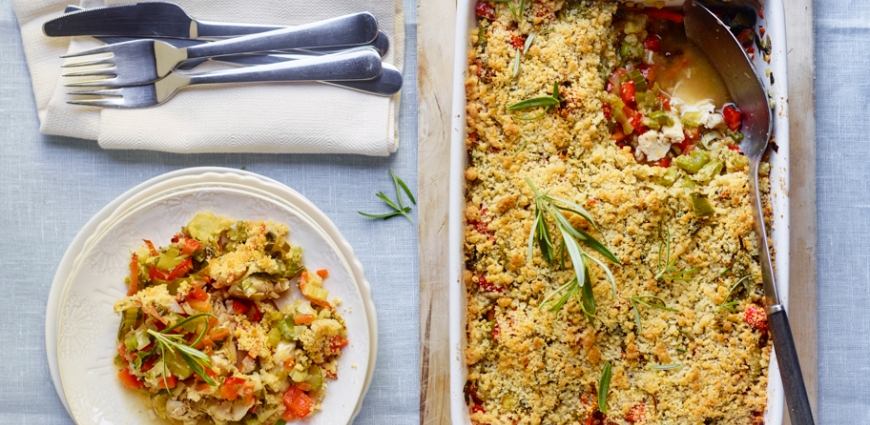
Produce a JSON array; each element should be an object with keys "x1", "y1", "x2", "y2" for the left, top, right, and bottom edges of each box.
[
  {"x1": 61, "y1": 12, "x2": 378, "y2": 87},
  {"x1": 66, "y1": 48, "x2": 383, "y2": 108}
]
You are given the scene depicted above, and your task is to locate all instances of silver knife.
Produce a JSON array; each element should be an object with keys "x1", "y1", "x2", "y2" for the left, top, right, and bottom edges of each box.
[{"x1": 46, "y1": 2, "x2": 389, "y2": 56}]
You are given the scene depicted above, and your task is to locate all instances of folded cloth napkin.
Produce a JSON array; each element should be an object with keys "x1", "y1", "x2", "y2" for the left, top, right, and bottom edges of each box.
[{"x1": 13, "y1": 0, "x2": 402, "y2": 155}]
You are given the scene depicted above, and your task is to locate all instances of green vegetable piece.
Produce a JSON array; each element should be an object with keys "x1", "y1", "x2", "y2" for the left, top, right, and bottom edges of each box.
[
  {"x1": 679, "y1": 177, "x2": 697, "y2": 189},
  {"x1": 267, "y1": 328, "x2": 281, "y2": 347},
  {"x1": 628, "y1": 69, "x2": 648, "y2": 92},
  {"x1": 606, "y1": 95, "x2": 633, "y2": 134},
  {"x1": 643, "y1": 116, "x2": 661, "y2": 130},
  {"x1": 691, "y1": 193, "x2": 715, "y2": 217},
  {"x1": 306, "y1": 365, "x2": 324, "y2": 390},
  {"x1": 166, "y1": 352, "x2": 193, "y2": 380},
  {"x1": 674, "y1": 150, "x2": 711, "y2": 174},
  {"x1": 508, "y1": 96, "x2": 559, "y2": 111},
  {"x1": 693, "y1": 161, "x2": 724, "y2": 183},
  {"x1": 658, "y1": 167, "x2": 680, "y2": 187},
  {"x1": 277, "y1": 318, "x2": 295, "y2": 340},
  {"x1": 118, "y1": 308, "x2": 141, "y2": 340},
  {"x1": 649, "y1": 110, "x2": 674, "y2": 127},
  {"x1": 619, "y1": 41, "x2": 642, "y2": 59},
  {"x1": 156, "y1": 246, "x2": 183, "y2": 270},
  {"x1": 681, "y1": 111, "x2": 704, "y2": 128},
  {"x1": 477, "y1": 25, "x2": 487, "y2": 47}
]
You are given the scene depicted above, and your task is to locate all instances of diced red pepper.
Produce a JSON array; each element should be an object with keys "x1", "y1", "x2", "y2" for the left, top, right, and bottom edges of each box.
[
  {"x1": 628, "y1": 111, "x2": 645, "y2": 133},
  {"x1": 232, "y1": 300, "x2": 250, "y2": 315},
  {"x1": 626, "y1": 403, "x2": 646, "y2": 423},
  {"x1": 471, "y1": 404, "x2": 485, "y2": 414},
  {"x1": 477, "y1": 275, "x2": 503, "y2": 293},
  {"x1": 655, "y1": 157, "x2": 671, "y2": 168},
  {"x1": 723, "y1": 105, "x2": 742, "y2": 131},
  {"x1": 283, "y1": 385, "x2": 314, "y2": 418},
  {"x1": 509, "y1": 34, "x2": 525, "y2": 49},
  {"x1": 222, "y1": 376, "x2": 246, "y2": 401},
  {"x1": 657, "y1": 92, "x2": 671, "y2": 111},
  {"x1": 118, "y1": 368, "x2": 144, "y2": 389},
  {"x1": 127, "y1": 253, "x2": 139, "y2": 296},
  {"x1": 744, "y1": 304, "x2": 769, "y2": 331},
  {"x1": 643, "y1": 35, "x2": 661, "y2": 52},
  {"x1": 187, "y1": 285, "x2": 208, "y2": 301},
  {"x1": 728, "y1": 145, "x2": 743, "y2": 153},
  {"x1": 330, "y1": 336, "x2": 350, "y2": 352},
  {"x1": 141, "y1": 358, "x2": 156, "y2": 372},
  {"x1": 611, "y1": 129, "x2": 627, "y2": 143},
  {"x1": 620, "y1": 80, "x2": 636, "y2": 104},
  {"x1": 602, "y1": 103, "x2": 612, "y2": 120},
  {"x1": 165, "y1": 257, "x2": 194, "y2": 281},
  {"x1": 642, "y1": 8, "x2": 684, "y2": 23},
  {"x1": 250, "y1": 303, "x2": 262, "y2": 322},
  {"x1": 475, "y1": 2, "x2": 496, "y2": 20},
  {"x1": 492, "y1": 322, "x2": 500, "y2": 340}
]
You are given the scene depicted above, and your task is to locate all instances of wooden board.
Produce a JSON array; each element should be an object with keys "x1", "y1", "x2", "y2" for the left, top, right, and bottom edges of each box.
[
  {"x1": 417, "y1": 1, "x2": 818, "y2": 423},
  {"x1": 417, "y1": 0, "x2": 457, "y2": 424}
]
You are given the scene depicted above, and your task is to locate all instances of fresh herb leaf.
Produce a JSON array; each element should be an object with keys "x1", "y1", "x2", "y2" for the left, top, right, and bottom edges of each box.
[
  {"x1": 718, "y1": 274, "x2": 755, "y2": 312},
  {"x1": 513, "y1": 140, "x2": 528, "y2": 157},
  {"x1": 630, "y1": 295, "x2": 677, "y2": 333},
  {"x1": 648, "y1": 363, "x2": 682, "y2": 370},
  {"x1": 654, "y1": 228, "x2": 700, "y2": 281},
  {"x1": 359, "y1": 170, "x2": 416, "y2": 222},
  {"x1": 508, "y1": 96, "x2": 560, "y2": 111},
  {"x1": 526, "y1": 178, "x2": 620, "y2": 318},
  {"x1": 147, "y1": 313, "x2": 216, "y2": 387},
  {"x1": 598, "y1": 362, "x2": 612, "y2": 414},
  {"x1": 676, "y1": 346, "x2": 688, "y2": 352}
]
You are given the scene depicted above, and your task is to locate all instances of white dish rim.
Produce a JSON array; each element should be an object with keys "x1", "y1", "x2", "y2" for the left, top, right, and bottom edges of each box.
[
  {"x1": 447, "y1": 1, "x2": 790, "y2": 424},
  {"x1": 47, "y1": 167, "x2": 379, "y2": 424}
]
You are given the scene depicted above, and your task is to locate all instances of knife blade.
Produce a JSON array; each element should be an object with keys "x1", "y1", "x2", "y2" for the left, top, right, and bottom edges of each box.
[{"x1": 50, "y1": 3, "x2": 389, "y2": 56}]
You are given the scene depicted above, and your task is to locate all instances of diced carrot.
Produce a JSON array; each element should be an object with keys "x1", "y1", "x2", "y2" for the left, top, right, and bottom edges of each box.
[
  {"x1": 283, "y1": 386, "x2": 314, "y2": 418},
  {"x1": 143, "y1": 239, "x2": 158, "y2": 256},
  {"x1": 118, "y1": 368, "x2": 144, "y2": 389},
  {"x1": 221, "y1": 377, "x2": 246, "y2": 401},
  {"x1": 180, "y1": 238, "x2": 201, "y2": 255},
  {"x1": 187, "y1": 299, "x2": 210, "y2": 312},
  {"x1": 187, "y1": 285, "x2": 208, "y2": 301},
  {"x1": 232, "y1": 300, "x2": 250, "y2": 315},
  {"x1": 296, "y1": 382, "x2": 312, "y2": 392},
  {"x1": 316, "y1": 269, "x2": 329, "y2": 279},
  {"x1": 209, "y1": 328, "x2": 230, "y2": 341},
  {"x1": 157, "y1": 375, "x2": 177, "y2": 389},
  {"x1": 283, "y1": 355, "x2": 296, "y2": 371},
  {"x1": 294, "y1": 314, "x2": 315, "y2": 325}
]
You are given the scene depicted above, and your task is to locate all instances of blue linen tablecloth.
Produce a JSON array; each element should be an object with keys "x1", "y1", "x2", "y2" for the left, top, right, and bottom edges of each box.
[
  {"x1": 815, "y1": 1, "x2": 870, "y2": 423},
  {"x1": 0, "y1": 0, "x2": 419, "y2": 423},
  {"x1": 3, "y1": 0, "x2": 870, "y2": 423}
]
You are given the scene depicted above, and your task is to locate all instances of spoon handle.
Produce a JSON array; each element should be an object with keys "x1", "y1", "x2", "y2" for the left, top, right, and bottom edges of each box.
[{"x1": 768, "y1": 306, "x2": 815, "y2": 425}]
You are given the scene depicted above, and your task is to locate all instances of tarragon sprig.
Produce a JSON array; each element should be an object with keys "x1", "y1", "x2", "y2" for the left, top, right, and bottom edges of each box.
[
  {"x1": 718, "y1": 274, "x2": 755, "y2": 312},
  {"x1": 526, "y1": 178, "x2": 620, "y2": 320},
  {"x1": 509, "y1": 81, "x2": 561, "y2": 121},
  {"x1": 654, "y1": 228, "x2": 700, "y2": 281},
  {"x1": 630, "y1": 295, "x2": 677, "y2": 333},
  {"x1": 147, "y1": 313, "x2": 217, "y2": 389},
  {"x1": 358, "y1": 170, "x2": 417, "y2": 221},
  {"x1": 491, "y1": 0, "x2": 526, "y2": 21}
]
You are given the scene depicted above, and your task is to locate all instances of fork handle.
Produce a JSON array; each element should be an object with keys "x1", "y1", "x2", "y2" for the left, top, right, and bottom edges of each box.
[
  {"x1": 186, "y1": 13, "x2": 378, "y2": 59},
  {"x1": 186, "y1": 48, "x2": 382, "y2": 86}
]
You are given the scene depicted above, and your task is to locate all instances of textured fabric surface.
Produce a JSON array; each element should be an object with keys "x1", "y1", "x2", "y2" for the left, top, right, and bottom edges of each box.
[
  {"x1": 0, "y1": 0, "x2": 419, "y2": 423},
  {"x1": 12, "y1": 0, "x2": 402, "y2": 155},
  {"x1": 815, "y1": 1, "x2": 870, "y2": 423}
]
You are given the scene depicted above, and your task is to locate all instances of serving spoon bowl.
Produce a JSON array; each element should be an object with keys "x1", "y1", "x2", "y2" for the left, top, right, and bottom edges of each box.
[{"x1": 682, "y1": 1, "x2": 814, "y2": 423}]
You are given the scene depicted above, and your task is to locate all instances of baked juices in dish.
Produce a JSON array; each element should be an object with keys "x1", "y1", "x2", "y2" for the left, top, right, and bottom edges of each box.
[
  {"x1": 114, "y1": 212, "x2": 348, "y2": 424},
  {"x1": 464, "y1": 1, "x2": 771, "y2": 424}
]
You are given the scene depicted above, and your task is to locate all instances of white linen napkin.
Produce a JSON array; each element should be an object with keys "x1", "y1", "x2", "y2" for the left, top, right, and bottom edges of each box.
[{"x1": 12, "y1": 0, "x2": 402, "y2": 155}]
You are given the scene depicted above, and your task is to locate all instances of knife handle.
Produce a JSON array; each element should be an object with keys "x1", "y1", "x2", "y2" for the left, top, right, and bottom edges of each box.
[
  {"x1": 186, "y1": 13, "x2": 378, "y2": 59},
  {"x1": 768, "y1": 306, "x2": 815, "y2": 425},
  {"x1": 186, "y1": 48, "x2": 382, "y2": 86}
]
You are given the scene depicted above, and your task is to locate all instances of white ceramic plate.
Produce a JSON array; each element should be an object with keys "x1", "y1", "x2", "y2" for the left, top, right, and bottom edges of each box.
[
  {"x1": 447, "y1": 1, "x2": 790, "y2": 424},
  {"x1": 48, "y1": 168, "x2": 377, "y2": 424}
]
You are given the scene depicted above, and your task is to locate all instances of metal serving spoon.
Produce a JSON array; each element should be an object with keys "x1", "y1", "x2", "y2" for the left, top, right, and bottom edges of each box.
[{"x1": 682, "y1": 1, "x2": 814, "y2": 423}]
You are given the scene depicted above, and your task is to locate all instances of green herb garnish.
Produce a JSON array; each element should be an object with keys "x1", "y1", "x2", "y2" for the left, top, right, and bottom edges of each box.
[
  {"x1": 508, "y1": 81, "x2": 561, "y2": 120},
  {"x1": 630, "y1": 295, "x2": 677, "y2": 333},
  {"x1": 526, "y1": 178, "x2": 619, "y2": 320},
  {"x1": 146, "y1": 313, "x2": 217, "y2": 389},
  {"x1": 654, "y1": 228, "x2": 700, "y2": 281},
  {"x1": 648, "y1": 363, "x2": 682, "y2": 370},
  {"x1": 491, "y1": 0, "x2": 526, "y2": 21},
  {"x1": 718, "y1": 274, "x2": 755, "y2": 312},
  {"x1": 598, "y1": 362, "x2": 612, "y2": 414},
  {"x1": 358, "y1": 170, "x2": 417, "y2": 222}
]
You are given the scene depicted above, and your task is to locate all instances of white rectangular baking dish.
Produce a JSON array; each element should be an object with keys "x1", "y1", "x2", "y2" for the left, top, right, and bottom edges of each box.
[{"x1": 447, "y1": 0, "x2": 791, "y2": 423}]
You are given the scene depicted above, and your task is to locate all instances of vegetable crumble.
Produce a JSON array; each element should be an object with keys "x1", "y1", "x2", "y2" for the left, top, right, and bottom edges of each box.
[
  {"x1": 114, "y1": 212, "x2": 348, "y2": 425},
  {"x1": 464, "y1": 2, "x2": 773, "y2": 424}
]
